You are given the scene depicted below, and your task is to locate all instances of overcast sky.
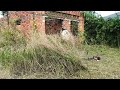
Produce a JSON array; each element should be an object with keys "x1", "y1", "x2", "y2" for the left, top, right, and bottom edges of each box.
[
  {"x1": 0, "y1": 11, "x2": 120, "y2": 18},
  {"x1": 95, "y1": 11, "x2": 120, "y2": 17},
  {"x1": 0, "y1": 11, "x2": 3, "y2": 18}
]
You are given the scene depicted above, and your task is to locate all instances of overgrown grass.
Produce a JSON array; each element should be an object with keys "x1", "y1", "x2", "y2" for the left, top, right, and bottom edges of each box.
[
  {"x1": 80, "y1": 45, "x2": 120, "y2": 79},
  {"x1": 0, "y1": 29, "x2": 88, "y2": 79},
  {"x1": 0, "y1": 28, "x2": 120, "y2": 79}
]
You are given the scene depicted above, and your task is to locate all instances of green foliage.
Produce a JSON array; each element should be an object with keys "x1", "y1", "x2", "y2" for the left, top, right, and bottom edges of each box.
[
  {"x1": 71, "y1": 21, "x2": 78, "y2": 36},
  {"x1": 0, "y1": 40, "x2": 86, "y2": 77},
  {"x1": 0, "y1": 30, "x2": 87, "y2": 78},
  {"x1": 84, "y1": 11, "x2": 120, "y2": 47},
  {"x1": 0, "y1": 28, "x2": 26, "y2": 48}
]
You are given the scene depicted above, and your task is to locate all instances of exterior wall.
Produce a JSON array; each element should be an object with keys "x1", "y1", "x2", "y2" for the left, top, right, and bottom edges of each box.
[
  {"x1": 78, "y1": 15, "x2": 84, "y2": 32},
  {"x1": 0, "y1": 11, "x2": 84, "y2": 36},
  {"x1": 34, "y1": 15, "x2": 46, "y2": 33},
  {"x1": 8, "y1": 11, "x2": 33, "y2": 36},
  {"x1": 8, "y1": 11, "x2": 46, "y2": 36}
]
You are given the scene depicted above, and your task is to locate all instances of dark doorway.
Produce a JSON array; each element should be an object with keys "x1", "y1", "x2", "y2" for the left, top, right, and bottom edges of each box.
[
  {"x1": 71, "y1": 21, "x2": 78, "y2": 36},
  {"x1": 45, "y1": 17, "x2": 63, "y2": 35}
]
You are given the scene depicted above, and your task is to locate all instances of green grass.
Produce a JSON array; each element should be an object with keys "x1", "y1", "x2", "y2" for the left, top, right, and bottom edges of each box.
[
  {"x1": 0, "y1": 44, "x2": 120, "y2": 79},
  {"x1": 0, "y1": 29, "x2": 120, "y2": 79},
  {"x1": 0, "y1": 30, "x2": 87, "y2": 79},
  {"x1": 80, "y1": 45, "x2": 120, "y2": 79},
  {"x1": 9, "y1": 44, "x2": 120, "y2": 79}
]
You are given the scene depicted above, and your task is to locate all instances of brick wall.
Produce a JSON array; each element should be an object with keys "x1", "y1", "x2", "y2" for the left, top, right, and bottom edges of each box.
[
  {"x1": 8, "y1": 11, "x2": 33, "y2": 36},
  {"x1": 78, "y1": 15, "x2": 84, "y2": 32},
  {"x1": 8, "y1": 11, "x2": 46, "y2": 34},
  {"x1": 0, "y1": 11, "x2": 84, "y2": 36}
]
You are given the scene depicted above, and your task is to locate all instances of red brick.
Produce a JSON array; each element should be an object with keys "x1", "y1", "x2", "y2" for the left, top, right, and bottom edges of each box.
[{"x1": 0, "y1": 11, "x2": 84, "y2": 36}]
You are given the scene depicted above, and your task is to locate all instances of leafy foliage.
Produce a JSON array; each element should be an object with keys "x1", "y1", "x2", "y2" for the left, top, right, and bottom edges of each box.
[
  {"x1": 84, "y1": 11, "x2": 120, "y2": 47},
  {"x1": 0, "y1": 28, "x2": 26, "y2": 48}
]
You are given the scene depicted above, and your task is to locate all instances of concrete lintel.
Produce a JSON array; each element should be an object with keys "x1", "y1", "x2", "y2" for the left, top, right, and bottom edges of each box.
[
  {"x1": 71, "y1": 20, "x2": 79, "y2": 22},
  {"x1": 57, "y1": 18, "x2": 64, "y2": 20},
  {"x1": 64, "y1": 18, "x2": 71, "y2": 21},
  {"x1": 42, "y1": 15, "x2": 48, "y2": 18}
]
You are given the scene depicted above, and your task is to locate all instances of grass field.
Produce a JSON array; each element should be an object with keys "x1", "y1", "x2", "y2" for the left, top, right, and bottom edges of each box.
[
  {"x1": 0, "y1": 29, "x2": 120, "y2": 79},
  {"x1": 80, "y1": 45, "x2": 120, "y2": 79},
  {"x1": 0, "y1": 45, "x2": 120, "y2": 79}
]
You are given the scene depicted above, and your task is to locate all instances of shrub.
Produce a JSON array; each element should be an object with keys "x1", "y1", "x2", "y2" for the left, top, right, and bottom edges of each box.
[
  {"x1": 0, "y1": 27, "x2": 26, "y2": 48},
  {"x1": 0, "y1": 31, "x2": 87, "y2": 78},
  {"x1": 84, "y1": 11, "x2": 120, "y2": 47}
]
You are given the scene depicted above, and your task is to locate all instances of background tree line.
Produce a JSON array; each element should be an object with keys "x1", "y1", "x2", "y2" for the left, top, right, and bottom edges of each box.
[{"x1": 84, "y1": 11, "x2": 120, "y2": 47}]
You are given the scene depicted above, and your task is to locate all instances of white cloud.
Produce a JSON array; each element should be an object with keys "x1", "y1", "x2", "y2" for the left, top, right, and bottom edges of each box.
[
  {"x1": 0, "y1": 15, "x2": 3, "y2": 18},
  {"x1": 96, "y1": 11, "x2": 120, "y2": 17},
  {"x1": 0, "y1": 11, "x2": 3, "y2": 18}
]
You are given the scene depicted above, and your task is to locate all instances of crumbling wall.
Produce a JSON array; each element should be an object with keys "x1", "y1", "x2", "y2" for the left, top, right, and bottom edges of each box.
[{"x1": 0, "y1": 11, "x2": 84, "y2": 36}]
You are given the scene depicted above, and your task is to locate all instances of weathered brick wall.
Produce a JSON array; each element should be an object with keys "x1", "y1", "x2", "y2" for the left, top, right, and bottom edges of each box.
[
  {"x1": 8, "y1": 11, "x2": 46, "y2": 34},
  {"x1": 8, "y1": 11, "x2": 33, "y2": 37},
  {"x1": 0, "y1": 11, "x2": 84, "y2": 36},
  {"x1": 78, "y1": 15, "x2": 84, "y2": 32},
  {"x1": 34, "y1": 15, "x2": 46, "y2": 33}
]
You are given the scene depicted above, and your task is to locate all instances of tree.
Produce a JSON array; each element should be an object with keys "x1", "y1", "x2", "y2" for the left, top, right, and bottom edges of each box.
[{"x1": 84, "y1": 11, "x2": 120, "y2": 47}]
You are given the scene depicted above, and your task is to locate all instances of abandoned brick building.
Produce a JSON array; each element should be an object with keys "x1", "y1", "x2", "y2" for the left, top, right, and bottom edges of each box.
[{"x1": 0, "y1": 11, "x2": 84, "y2": 36}]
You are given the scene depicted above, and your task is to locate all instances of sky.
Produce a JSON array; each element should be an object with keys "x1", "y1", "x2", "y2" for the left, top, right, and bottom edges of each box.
[
  {"x1": 95, "y1": 11, "x2": 120, "y2": 17},
  {"x1": 0, "y1": 11, "x2": 120, "y2": 18},
  {"x1": 0, "y1": 11, "x2": 3, "y2": 18}
]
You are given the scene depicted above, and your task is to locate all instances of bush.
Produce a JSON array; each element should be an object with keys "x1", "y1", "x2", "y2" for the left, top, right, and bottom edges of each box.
[
  {"x1": 0, "y1": 31, "x2": 87, "y2": 78},
  {"x1": 0, "y1": 28, "x2": 26, "y2": 48},
  {"x1": 84, "y1": 11, "x2": 120, "y2": 47}
]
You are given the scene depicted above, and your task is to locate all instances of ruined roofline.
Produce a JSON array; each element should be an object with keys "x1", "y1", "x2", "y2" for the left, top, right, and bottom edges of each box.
[{"x1": 55, "y1": 11, "x2": 81, "y2": 16}]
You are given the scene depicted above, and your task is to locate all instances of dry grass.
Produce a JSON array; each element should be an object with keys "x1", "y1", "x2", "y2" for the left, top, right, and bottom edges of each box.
[
  {"x1": 0, "y1": 44, "x2": 120, "y2": 79},
  {"x1": 79, "y1": 45, "x2": 120, "y2": 79},
  {"x1": 0, "y1": 30, "x2": 88, "y2": 79},
  {"x1": 0, "y1": 29, "x2": 120, "y2": 79},
  {"x1": 7, "y1": 44, "x2": 120, "y2": 79},
  {"x1": 0, "y1": 64, "x2": 12, "y2": 79}
]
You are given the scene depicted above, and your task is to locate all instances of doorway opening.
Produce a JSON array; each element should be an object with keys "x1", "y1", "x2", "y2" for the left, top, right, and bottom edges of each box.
[
  {"x1": 45, "y1": 17, "x2": 63, "y2": 35},
  {"x1": 71, "y1": 21, "x2": 78, "y2": 36}
]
